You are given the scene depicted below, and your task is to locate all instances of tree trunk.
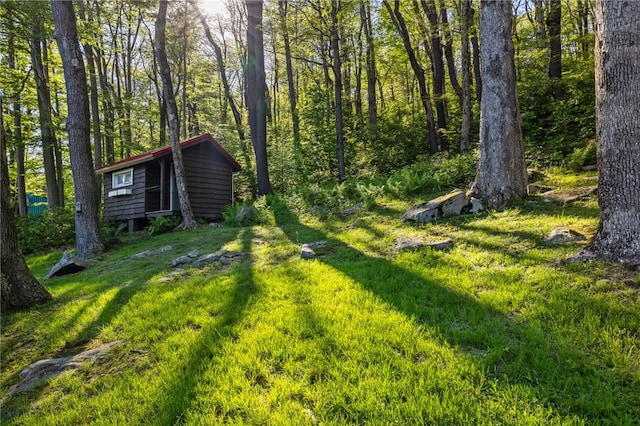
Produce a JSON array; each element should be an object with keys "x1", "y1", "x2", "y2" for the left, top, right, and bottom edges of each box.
[
  {"x1": 77, "y1": 0, "x2": 102, "y2": 171},
  {"x1": 246, "y1": 0, "x2": 272, "y2": 195},
  {"x1": 30, "y1": 18, "x2": 61, "y2": 209},
  {"x1": 438, "y1": 0, "x2": 463, "y2": 102},
  {"x1": 51, "y1": 0, "x2": 104, "y2": 258},
  {"x1": 279, "y1": 0, "x2": 301, "y2": 154},
  {"x1": 547, "y1": 0, "x2": 563, "y2": 99},
  {"x1": 581, "y1": 0, "x2": 640, "y2": 265},
  {"x1": 331, "y1": 0, "x2": 346, "y2": 183},
  {"x1": 420, "y1": 0, "x2": 448, "y2": 151},
  {"x1": 470, "y1": 3, "x2": 482, "y2": 103},
  {"x1": 7, "y1": 19, "x2": 28, "y2": 217},
  {"x1": 460, "y1": 0, "x2": 472, "y2": 153},
  {"x1": 156, "y1": 0, "x2": 197, "y2": 229},
  {"x1": 1, "y1": 98, "x2": 52, "y2": 315},
  {"x1": 191, "y1": 3, "x2": 257, "y2": 197},
  {"x1": 361, "y1": 1, "x2": 378, "y2": 128},
  {"x1": 469, "y1": 0, "x2": 527, "y2": 209},
  {"x1": 383, "y1": 0, "x2": 438, "y2": 154}
]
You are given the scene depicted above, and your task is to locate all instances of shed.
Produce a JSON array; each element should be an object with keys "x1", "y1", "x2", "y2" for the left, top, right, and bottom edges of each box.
[{"x1": 96, "y1": 133, "x2": 241, "y2": 232}]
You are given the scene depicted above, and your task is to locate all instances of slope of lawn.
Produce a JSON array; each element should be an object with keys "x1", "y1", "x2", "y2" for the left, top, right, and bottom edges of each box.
[{"x1": 2, "y1": 172, "x2": 639, "y2": 425}]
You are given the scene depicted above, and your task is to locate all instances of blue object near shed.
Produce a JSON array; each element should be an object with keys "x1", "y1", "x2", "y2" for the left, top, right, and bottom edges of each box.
[{"x1": 27, "y1": 193, "x2": 48, "y2": 216}]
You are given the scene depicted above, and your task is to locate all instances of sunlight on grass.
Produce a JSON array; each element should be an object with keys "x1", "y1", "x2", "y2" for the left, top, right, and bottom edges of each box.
[{"x1": 2, "y1": 185, "x2": 639, "y2": 424}]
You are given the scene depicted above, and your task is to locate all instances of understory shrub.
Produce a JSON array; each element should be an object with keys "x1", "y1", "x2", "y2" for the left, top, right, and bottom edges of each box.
[
  {"x1": 566, "y1": 141, "x2": 597, "y2": 171},
  {"x1": 16, "y1": 207, "x2": 75, "y2": 254},
  {"x1": 147, "y1": 216, "x2": 181, "y2": 236},
  {"x1": 101, "y1": 218, "x2": 127, "y2": 248}
]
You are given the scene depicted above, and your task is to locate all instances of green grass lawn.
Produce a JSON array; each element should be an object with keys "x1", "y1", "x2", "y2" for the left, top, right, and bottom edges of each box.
[{"x1": 2, "y1": 174, "x2": 639, "y2": 425}]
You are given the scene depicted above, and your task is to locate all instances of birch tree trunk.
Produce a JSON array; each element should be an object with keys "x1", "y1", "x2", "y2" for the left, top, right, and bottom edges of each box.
[
  {"x1": 469, "y1": 0, "x2": 527, "y2": 209},
  {"x1": 51, "y1": 0, "x2": 104, "y2": 258},
  {"x1": 156, "y1": 0, "x2": 197, "y2": 229},
  {"x1": 580, "y1": 0, "x2": 640, "y2": 265}
]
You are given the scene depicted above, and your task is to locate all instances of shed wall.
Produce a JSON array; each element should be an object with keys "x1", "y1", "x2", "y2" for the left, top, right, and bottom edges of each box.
[
  {"x1": 103, "y1": 166, "x2": 146, "y2": 220},
  {"x1": 183, "y1": 142, "x2": 233, "y2": 219}
]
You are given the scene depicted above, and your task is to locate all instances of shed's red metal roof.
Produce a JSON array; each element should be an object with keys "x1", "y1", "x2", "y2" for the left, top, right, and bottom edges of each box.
[{"x1": 95, "y1": 133, "x2": 241, "y2": 174}]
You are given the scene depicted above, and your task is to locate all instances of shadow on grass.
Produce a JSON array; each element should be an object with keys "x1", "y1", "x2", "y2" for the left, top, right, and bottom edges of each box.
[
  {"x1": 1, "y1": 226, "x2": 246, "y2": 422},
  {"x1": 273, "y1": 205, "x2": 639, "y2": 422},
  {"x1": 139, "y1": 227, "x2": 259, "y2": 424}
]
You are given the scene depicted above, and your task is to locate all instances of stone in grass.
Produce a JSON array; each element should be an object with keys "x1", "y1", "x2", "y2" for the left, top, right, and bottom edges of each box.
[
  {"x1": 160, "y1": 268, "x2": 186, "y2": 282},
  {"x1": 301, "y1": 241, "x2": 327, "y2": 260},
  {"x1": 128, "y1": 245, "x2": 173, "y2": 260},
  {"x1": 44, "y1": 252, "x2": 98, "y2": 280},
  {"x1": 394, "y1": 237, "x2": 453, "y2": 254},
  {"x1": 541, "y1": 186, "x2": 597, "y2": 203},
  {"x1": 402, "y1": 190, "x2": 469, "y2": 223},
  {"x1": 4, "y1": 341, "x2": 121, "y2": 398},
  {"x1": 468, "y1": 197, "x2": 485, "y2": 213},
  {"x1": 543, "y1": 227, "x2": 587, "y2": 244},
  {"x1": 192, "y1": 250, "x2": 227, "y2": 268},
  {"x1": 172, "y1": 250, "x2": 201, "y2": 267}
]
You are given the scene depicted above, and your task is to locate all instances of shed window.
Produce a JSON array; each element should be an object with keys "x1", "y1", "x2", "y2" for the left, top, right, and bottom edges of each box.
[{"x1": 112, "y1": 168, "x2": 133, "y2": 188}]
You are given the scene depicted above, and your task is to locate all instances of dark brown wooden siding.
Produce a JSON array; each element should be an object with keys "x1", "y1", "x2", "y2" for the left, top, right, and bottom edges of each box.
[
  {"x1": 102, "y1": 165, "x2": 146, "y2": 220},
  {"x1": 183, "y1": 142, "x2": 233, "y2": 218}
]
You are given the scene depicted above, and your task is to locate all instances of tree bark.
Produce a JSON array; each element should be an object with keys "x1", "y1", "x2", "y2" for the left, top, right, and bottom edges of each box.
[
  {"x1": 330, "y1": 0, "x2": 346, "y2": 183},
  {"x1": 470, "y1": 3, "x2": 482, "y2": 103},
  {"x1": 51, "y1": 0, "x2": 104, "y2": 258},
  {"x1": 246, "y1": 0, "x2": 272, "y2": 195},
  {"x1": 383, "y1": 0, "x2": 438, "y2": 154},
  {"x1": 361, "y1": 1, "x2": 378, "y2": 128},
  {"x1": 156, "y1": 0, "x2": 197, "y2": 229},
  {"x1": 1, "y1": 97, "x2": 52, "y2": 315},
  {"x1": 547, "y1": 0, "x2": 563, "y2": 99},
  {"x1": 420, "y1": 0, "x2": 449, "y2": 151},
  {"x1": 581, "y1": 0, "x2": 640, "y2": 265},
  {"x1": 7, "y1": 17, "x2": 28, "y2": 217},
  {"x1": 30, "y1": 17, "x2": 61, "y2": 209},
  {"x1": 469, "y1": 0, "x2": 527, "y2": 209},
  {"x1": 460, "y1": 0, "x2": 472, "y2": 153},
  {"x1": 278, "y1": 0, "x2": 301, "y2": 154}
]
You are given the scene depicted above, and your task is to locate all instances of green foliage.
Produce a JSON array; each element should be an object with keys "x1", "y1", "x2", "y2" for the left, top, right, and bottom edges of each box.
[
  {"x1": 100, "y1": 218, "x2": 127, "y2": 248},
  {"x1": 146, "y1": 216, "x2": 180, "y2": 236},
  {"x1": 567, "y1": 140, "x2": 597, "y2": 171},
  {"x1": 16, "y1": 208, "x2": 75, "y2": 254}
]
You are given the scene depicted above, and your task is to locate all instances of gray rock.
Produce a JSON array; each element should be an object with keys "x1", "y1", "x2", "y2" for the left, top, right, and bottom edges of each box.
[
  {"x1": 301, "y1": 246, "x2": 316, "y2": 259},
  {"x1": 541, "y1": 186, "x2": 597, "y2": 203},
  {"x1": 235, "y1": 205, "x2": 258, "y2": 223},
  {"x1": 5, "y1": 341, "x2": 121, "y2": 398},
  {"x1": 395, "y1": 237, "x2": 453, "y2": 253},
  {"x1": 128, "y1": 245, "x2": 173, "y2": 260},
  {"x1": 338, "y1": 203, "x2": 364, "y2": 217},
  {"x1": 209, "y1": 222, "x2": 221, "y2": 227},
  {"x1": 468, "y1": 197, "x2": 485, "y2": 213},
  {"x1": 172, "y1": 256, "x2": 192, "y2": 267},
  {"x1": 402, "y1": 190, "x2": 468, "y2": 223},
  {"x1": 44, "y1": 252, "x2": 98, "y2": 280},
  {"x1": 543, "y1": 227, "x2": 587, "y2": 244},
  {"x1": 187, "y1": 250, "x2": 200, "y2": 258},
  {"x1": 192, "y1": 250, "x2": 227, "y2": 268},
  {"x1": 301, "y1": 241, "x2": 327, "y2": 259},
  {"x1": 441, "y1": 190, "x2": 469, "y2": 217}
]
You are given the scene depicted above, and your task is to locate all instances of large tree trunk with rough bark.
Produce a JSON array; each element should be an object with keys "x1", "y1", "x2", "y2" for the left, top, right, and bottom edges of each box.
[
  {"x1": 156, "y1": 0, "x2": 197, "y2": 229},
  {"x1": 580, "y1": 0, "x2": 640, "y2": 266},
  {"x1": 1, "y1": 98, "x2": 52, "y2": 315},
  {"x1": 51, "y1": 0, "x2": 104, "y2": 258},
  {"x1": 469, "y1": 0, "x2": 527, "y2": 209},
  {"x1": 246, "y1": 0, "x2": 272, "y2": 195},
  {"x1": 547, "y1": 0, "x2": 563, "y2": 100}
]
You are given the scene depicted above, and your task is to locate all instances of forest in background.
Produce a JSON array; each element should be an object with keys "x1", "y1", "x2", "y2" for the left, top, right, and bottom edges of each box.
[{"x1": 1, "y1": 0, "x2": 595, "y2": 205}]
